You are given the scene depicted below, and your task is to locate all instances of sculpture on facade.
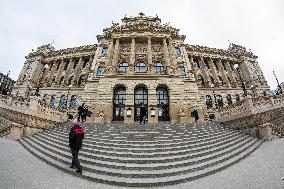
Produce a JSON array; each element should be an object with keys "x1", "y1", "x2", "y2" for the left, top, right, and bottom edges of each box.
[
  {"x1": 97, "y1": 109, "x2": 104, "y2": 118},
  {"x1": 178, "y1": 108, "x2": 186, "y2": 118}
]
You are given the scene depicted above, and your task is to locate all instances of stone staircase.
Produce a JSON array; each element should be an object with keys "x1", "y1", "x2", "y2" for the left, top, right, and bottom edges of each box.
[{"x1": 19, "y1": 122, "x2": 263, "y2": 187}]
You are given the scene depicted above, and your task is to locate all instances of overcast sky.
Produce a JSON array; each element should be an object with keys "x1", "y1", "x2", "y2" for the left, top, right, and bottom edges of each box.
[{"x1": 0, "y1": 0, "x2": 283, "y2": 89}]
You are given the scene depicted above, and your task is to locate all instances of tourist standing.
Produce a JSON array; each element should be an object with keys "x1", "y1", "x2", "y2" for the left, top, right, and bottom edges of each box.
[
  {"x1": 140, "y1": 102, "x2": 146, "y2": 124},
  {"x1": 81, "y1": 105, "x2": 88, "y2": 122},
  {"x1": 69, "y1": 119, "x2": 85, "y2": 174},
  {"x1": 77, "y1": 103, "x2": 84, "y2": 122},
  {"x1": 191, "y1": 108, "x2": 199, "y2": 122}
]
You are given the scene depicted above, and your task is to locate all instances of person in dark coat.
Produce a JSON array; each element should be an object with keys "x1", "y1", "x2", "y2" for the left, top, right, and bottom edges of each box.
[
  {"x1": 77, "y1": 103, "x2": 84, "y2": 122},
  {"x1": 69, "y1": 120, "x2": 85, "y2": 174},
  {"x1": 140, "y1": 102, "x2": 147, "y2": 124},
  {"x1": 191, "y1": 108, "x2": 199, "y2": 122},
  {"x1": 81, "y1": 105, "x2": 88, "y2": 122}
]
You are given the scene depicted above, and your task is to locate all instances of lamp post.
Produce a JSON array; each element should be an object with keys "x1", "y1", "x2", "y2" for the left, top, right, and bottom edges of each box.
[
  {"x1": 210, "y1": 83, "x2": 219, "y2": 110},
  {"x1": 35, "y1": 64, "x2": 49, "y2": 96},
  {"x1": 273, "y1": 70, "x2": 282, "y2": 94},
  {"x1": 234, "y1": 64, "x2": 247, "y2": 97}
]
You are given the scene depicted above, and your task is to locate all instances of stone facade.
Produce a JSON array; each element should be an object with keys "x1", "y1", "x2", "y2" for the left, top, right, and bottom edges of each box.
[{"x1": 12, "y1": 13, "x2": 270, "y2": 124}]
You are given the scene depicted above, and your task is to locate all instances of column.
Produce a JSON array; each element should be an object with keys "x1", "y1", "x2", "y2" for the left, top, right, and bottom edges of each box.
[
  {"x1": 55, "y1": 58, "x2": 65, "y2": 84},
  {"x1": 198, "y1": 57, "x2": 210, "y2": 87},
  {"x1": 65, "y1": 58, "x2": 75, "y2": 85},
  {"x1": 111, "y1": 38, "x2": 120, "y2": 69},
  {"x1": 129, "y1": 37, "x2": 135, "y2": 73},
  {"x1": 107, "y1": 40, "x2": 114, "y2": 66},
  {"x1": 225, "y1": 61, "x2": 237, "y2": 87},
  {"x1": 163, "y1": 38, "x2": 170, "y2": 65},
  {"x1": 147, "y1": 37, "x2": 153, "y2": 73},
  {"x1": 168, "y1": 38, "x2": 178, "y2": 72},
  {"x1": 74, "y1": 57, "x2": 83, "y2": 84},
  {"x1": 217, "y1": 59, "x2": 230, "y2": 87},
  {"x1": 208, "y1": 58, "x2": 221, "y2": 86}
]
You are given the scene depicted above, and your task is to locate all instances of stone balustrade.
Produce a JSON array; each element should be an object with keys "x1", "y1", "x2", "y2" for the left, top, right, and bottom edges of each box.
[
  {"x1": 0, "y1": 94, "x2": 68, "y2": 139},
  {"x1": 215, "y1": 94, "x2": 284, "y2": 139}
]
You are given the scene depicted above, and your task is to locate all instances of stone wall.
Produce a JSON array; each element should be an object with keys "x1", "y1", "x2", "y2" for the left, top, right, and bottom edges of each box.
[{"x1": 216, "y1": 94, "x2": 284, "y2": 139}]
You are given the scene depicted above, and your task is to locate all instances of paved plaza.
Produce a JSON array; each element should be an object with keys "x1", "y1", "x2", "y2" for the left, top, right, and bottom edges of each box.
[{"x1": 0, "y1": 137, "x2": 283, "y2": 189}]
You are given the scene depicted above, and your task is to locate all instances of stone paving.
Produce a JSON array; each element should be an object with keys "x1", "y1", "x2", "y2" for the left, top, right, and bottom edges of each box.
[{"x1": 0, "y1": 137, "x2": 283, "y2": 189}]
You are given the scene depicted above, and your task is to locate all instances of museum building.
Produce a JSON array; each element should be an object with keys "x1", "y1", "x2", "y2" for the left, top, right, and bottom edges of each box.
[{"x1": 12, "y1": 13, "x2": 270, "y2": 123}]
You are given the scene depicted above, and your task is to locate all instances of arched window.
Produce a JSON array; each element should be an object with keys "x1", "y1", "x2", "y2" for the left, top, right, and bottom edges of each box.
[
  {"x1": 135, "y1": 62, "x2": 147, "y2": 73},
  {"x1": 178, "y1": 66, "x2": 186, "y2": 76},
  {"x1": 235, "y1": 94, "x2": 240, "y2": 102},
  {"x1": 156, "y1": 87, "x2": 170, "y2": 121},
  {"x1": 134, "y1": 87, "x2": 148, "y2": 105},
  {"x1": 59, "y1": 95, "x2": 67, "y2": 109},
  {"x1": 156, "y1": 87, "x2": 169, "y2": 105},
  {"x1": 114, "y1": 87, "x2": 126, "y2": 105},
  {"x1": 50, "y1": 95, "x2": 56, "y2": 107},
  {"x1": 69, "y1": 95, "x2": 78, "y2": 108},
  {"x1": 96, "y1": 66, "x2": 104, "y2": 76},
  {"x1": 216, "y1": 95, "x2": 224, "y2": 108},
  {"x1": 43, "y1": 94, "x2": 48, "y2": 103},
  {"x1": 153, "y1": 62, "x2": 164, "y2": 73},
  {"x1": 59, "y1": 76, "x2": 64, "y2": 85},
  {"x1": 205, "y1": 95, "x2": 213, "y2": 109},
  {"x1": 227, "y1": 94, "x2": 232, "y2": 106},
  {"x1": 118, "y1": 62, "x2": 128, "y2": 73},
  {"x1": 68, "y1": 76, "x2": 74, "y2": 86},
  {"x1": 78, "y1": 75, "x2": 86, "y2": 85},
  {"x1": 113, "y1": 87, "x2": 126, "y2": 121}
]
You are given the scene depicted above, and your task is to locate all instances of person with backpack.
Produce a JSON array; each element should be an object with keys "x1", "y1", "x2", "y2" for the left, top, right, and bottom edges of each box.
[{"x1": 69, "y1": 119, "x2": 85, "y2": 174}]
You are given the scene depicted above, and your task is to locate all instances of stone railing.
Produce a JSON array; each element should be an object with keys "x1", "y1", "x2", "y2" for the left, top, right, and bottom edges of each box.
[
  {"x1": 0, "y1": 94, "x2": 68, "y2": 139},
  {"x1": 215, "y1": 94, "x2": 284, "y2": 139}
]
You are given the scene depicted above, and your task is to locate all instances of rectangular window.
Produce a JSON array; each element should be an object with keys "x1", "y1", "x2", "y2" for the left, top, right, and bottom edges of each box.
[{"x1": 102, "y1": 47, "x2": 108, "y2": 55}]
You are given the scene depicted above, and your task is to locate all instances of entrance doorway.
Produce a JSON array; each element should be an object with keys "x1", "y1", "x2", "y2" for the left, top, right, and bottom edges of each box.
[
  {"x1": 134, "y1": 87, "x2": 148, "y2": 121},
  {"x1": 113, "y1": 87, "x2": 126, "y2": 121},
  {"x1": 156, "y1": 87, "x2": 170, "y2": 121}
]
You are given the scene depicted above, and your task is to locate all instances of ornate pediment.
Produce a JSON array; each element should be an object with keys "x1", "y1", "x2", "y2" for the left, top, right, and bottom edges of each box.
[{"x1": 97, "y1": 13, "x2": 186, "y2": 41}]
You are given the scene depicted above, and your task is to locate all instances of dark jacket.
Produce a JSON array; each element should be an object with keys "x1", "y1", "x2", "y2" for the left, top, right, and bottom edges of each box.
[
  {"x1": 140, "y1": 106, "x2": 147, "y2": 117},
  {"x1": 69, "y1": 124, "x2": 85, "y2": 150},
  {"x1": 191, "y1": 110, "x2": 199, "y2": 118}
]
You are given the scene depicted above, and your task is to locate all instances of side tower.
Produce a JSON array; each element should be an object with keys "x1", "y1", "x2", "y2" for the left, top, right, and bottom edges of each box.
[{"x1": 227, "y1": 43, "x2": 270, "y2": 96}]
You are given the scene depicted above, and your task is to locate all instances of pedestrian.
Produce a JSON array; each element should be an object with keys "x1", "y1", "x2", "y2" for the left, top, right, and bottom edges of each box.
[
  {"x1": 191, "y1": 108, "x2": 199, "y2": 122},
  {"x1": 140, "y1": 102, "x2": 146, "y2": 124},
  {"x1": 69, "y1": 119, "x2": 85, "y2": 174},
  {"x1": 81, "y1": 105, "x2": 88, "y2": 122},
  {"x1": 77, "y1": 103, "x2": 84, "y2": 122}
]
